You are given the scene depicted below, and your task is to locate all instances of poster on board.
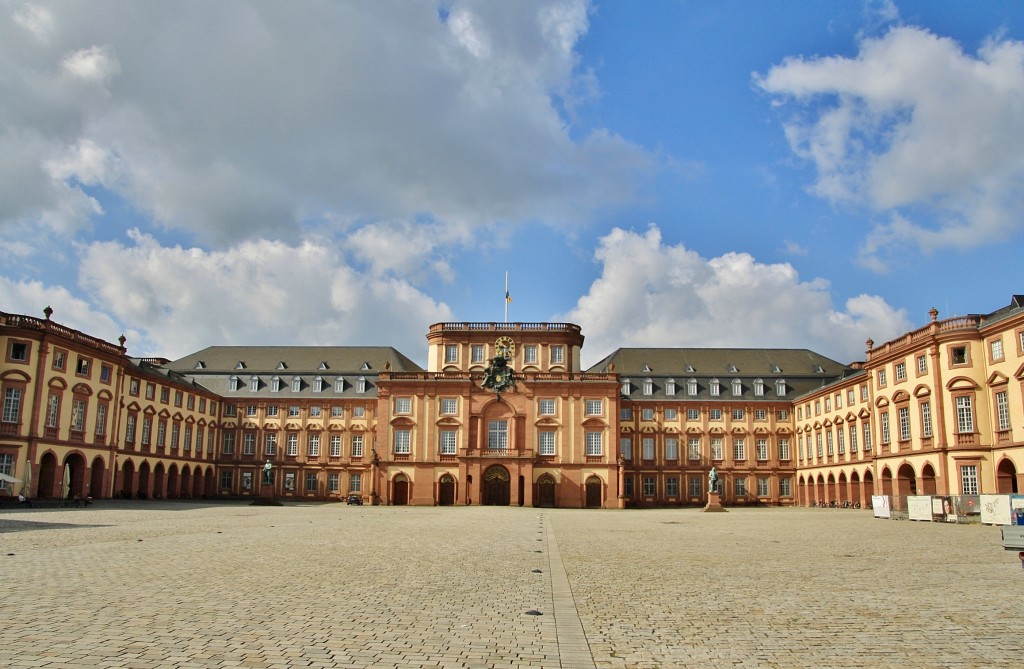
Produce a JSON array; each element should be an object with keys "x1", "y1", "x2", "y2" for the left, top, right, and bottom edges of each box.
[
  {"x1": 907, "y1": 495, "x2": 933, "y2": 521},
  {"x1": 872, "y1": 495, "x2": 890, "y2": 518},
  {"x1": 980, "y1": 494, "x2": 1012, "y2": 525}
]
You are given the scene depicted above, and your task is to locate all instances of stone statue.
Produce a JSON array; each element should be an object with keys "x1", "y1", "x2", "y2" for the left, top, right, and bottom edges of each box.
[
  {"x1": 262, "y1": 460, "x2": 274, "y2": 486},
  {"x1": 708, "y1": 466, "x2": 718, "y2": 494}
]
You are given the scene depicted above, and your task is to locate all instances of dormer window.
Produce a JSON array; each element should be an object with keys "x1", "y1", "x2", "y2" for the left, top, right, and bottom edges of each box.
[
  {"x1": 318, "y1": 361, "x2": 328, "y2": 370},
  {"x1": 356, "y1": 377, "x2": 367, "y2": 393},
  {"x1": 314, "y1": 376, "x2": 324, "y2": 392},
  {"x1": 728, "y1": 364, "x2": 738, "y2": 373},
  {"x1": 815, "y1": 365, "x2": 825, "y2": 374},
  {"x1": 193, "y1": 361, "x2": 205, "y2": 370},
  {"x1": 687, "y1": 378, "x2": 698, "y2": 396},
  {"x1": 685, "y1": 364, "x2": 695, "y2": 373},
  {"x1": 754, "y1": 378, "x2": 765, "y2": 396},
  {"x1": 228, "y1": 376, "x2": 240, "y2": 392},
  {"x1": 235, "y1": 361, "x2": 246, "y2": 370},
  {"x1": 665, "y1": 379, "x2": 676, "y2": 396},
  {"x1": 334, "y1": 377, "x2": 345, "y2": 392},
  {"x1": 731, "y1": 379, "x2": 742, "y2": 396},
  {"x1": 361, "y1": 362, "x2": 371, "y2": 371},
  {"x1": 776, "y1": 379, "x2": 787, "y2": 396},
  {"x1": 771, "y1": 364, "x2": 782, "y2": 374},
  {"x1": 271, "y1": 376, "x2": 281, "y2": 392},
  {"x1": 641, "y1": 363, "x2": 652, "y2": 373},
  {"x1": 291, "y1": 377, "x2": 302, "y2": 392},
  {"x1": 621, "y1": 378, "x2": 631, "y2": 395},
  {"x1": 710, "y1": 378, "x2": 720, "y2": 396},
  {"x1": 276, "y1": 361, "x2": 287, "y2": 370},
  {"x1": 249, "y1": 376, "x2": 260, "y2": 392},
  {"x1": 642, "y1": 379, "x2": 654, "y2": 396}
]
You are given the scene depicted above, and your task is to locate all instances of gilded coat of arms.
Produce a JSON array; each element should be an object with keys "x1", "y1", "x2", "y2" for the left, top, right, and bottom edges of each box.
[{"x1": 481, "y1": 336, "x2": 516, "y2": 393}]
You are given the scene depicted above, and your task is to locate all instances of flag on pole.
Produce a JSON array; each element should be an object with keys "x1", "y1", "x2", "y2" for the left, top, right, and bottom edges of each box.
[{"x1": 505, "y1": 289, "x2": 512, "y2": 303}]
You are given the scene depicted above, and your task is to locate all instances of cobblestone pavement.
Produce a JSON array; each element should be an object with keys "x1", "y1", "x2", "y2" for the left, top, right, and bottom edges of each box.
[{"x1": 0, "y1": 502, "x2": 1019, "y2": 668}]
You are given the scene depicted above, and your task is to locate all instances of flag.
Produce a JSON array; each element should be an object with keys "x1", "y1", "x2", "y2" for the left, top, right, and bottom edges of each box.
[{"x1": 505, "y1": 290, "x2": 512, "y2": 303}]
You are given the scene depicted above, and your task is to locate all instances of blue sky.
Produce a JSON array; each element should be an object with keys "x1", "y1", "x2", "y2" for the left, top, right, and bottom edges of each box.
[{"x1": 2, "y1": 0, "x2": 1023, "y2": 367}]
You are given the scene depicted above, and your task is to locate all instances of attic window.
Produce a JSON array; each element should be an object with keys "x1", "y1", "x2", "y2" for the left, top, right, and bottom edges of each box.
[
  {"x1": 235, "y1": 361, "x2": 246, "y2": 370},
  {"x1": 193, "y1": 361, "x2": 205, "y2": 370},
  {"x1": 771, "y1": 364, "x2": 782, "y2": 373},
  {"x1": 621, "y1": 378, "x2": 631, "y2": 395},
  {"x1": 728, "y1": 364, "x2": 738, "y2": 373},
  {"x1": 641, "y1": 364, "x2": 652, "y2": 373},
  {"x1": 815, "y1": 365, "x2": 825, "y2": 374},
  {"x1": 361, "y1": 362, "x2": 371, "y2": 371},
  {"x1": 685, "y1": 364, "x2": 695, "y2": 373},
  {"x1": 642, "y1": 378, "x2": 653, "y2": 396},
  {"x1": 314, "y1": 376, "x2": 324, "y2": 392},
  {"x1": 276, "y1": 361, "x2": 287, "y2": 370},
  {"x1": 665, "y1": 378, "x2": 676, "y2": 396},
  {"x1": 318, "y1": 361, "x2": 328, "y2": 370},
  {"x1": 334, "y1": 377, "x2": 345, "y2": 392}
]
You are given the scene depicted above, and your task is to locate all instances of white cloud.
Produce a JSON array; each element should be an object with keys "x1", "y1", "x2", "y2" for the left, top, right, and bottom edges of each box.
[
  {"x1": 0, "y1": 0, "x2": 649, "y2": 253},
  {"x1": 560, "y1": 226, "x2": 912, "y2": 366},
  {"x1": 76, "y1": 230, "x2": 452, "y2": 360},
  {"x1": 0, "y1": 275, "x2": 124, "y2": 344},
  {"x1": 757, "y1": 26, "x2": 1024, "y2": 268}
]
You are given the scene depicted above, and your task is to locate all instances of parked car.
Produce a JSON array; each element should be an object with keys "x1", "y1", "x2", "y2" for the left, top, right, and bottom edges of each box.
[{"x1": 346, "y1": 494, "x2": 363, "y2": 506}]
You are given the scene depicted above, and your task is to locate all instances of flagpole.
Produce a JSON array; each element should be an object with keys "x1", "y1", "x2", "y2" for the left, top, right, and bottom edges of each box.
[{"x1": 504, "y1": 271, "x2": 509, "y2": 323}]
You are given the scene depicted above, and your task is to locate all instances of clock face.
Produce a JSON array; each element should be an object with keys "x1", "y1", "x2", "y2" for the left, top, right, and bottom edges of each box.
[{"x1": 494, "y1": 335, "x2": 515, "y2": 360}]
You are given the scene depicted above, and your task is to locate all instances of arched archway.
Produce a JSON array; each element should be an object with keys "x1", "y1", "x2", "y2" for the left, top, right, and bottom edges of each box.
[
  {"x1": 482, "y1": 465, "x2": 510, "y2": 506},
  {"x1": 153, "y1": 462, "x2": 165, "y2": 499},
  {"x1": 89, "y1": 456, "x2": 105, "y2": 498},
  {"x1": 816, "y1": 474, "x2": 825, "y2": 504},
  {"x1": 37, "y1": 452, "x2": 59, "y2": 499},
  {"x1": 827, "y1": 473, "x2": 837, "y2": 503},
  {"x1": 63, "y1": 453, "x2": 87, "y2": 499},
  {"x1": 536, "y1": 474, "x2": 556, "y2": 508},
  {"x1": 392, "y1": 473, "x2": 409, "y2": 505},
  {"x1": 997, "y1": 459, "x2": 1018, "y2": 494},
  {"x1": 864, "y1": 470, "x2": 875, "y2": 502},
  {"x1": 204, "y1": 467, "x2": 216, "y2": 496},
  {"x1": 585, "y1": 475, "x2": 603, "y2": 508},
  {"x1": 180, "y1": 465, "x2": 191, "y2": 498},
  {"x1": 120, "y1": 459, "x2": 135, "y2": 498},
  {"x1": 880, "y1": 467, "x2": 893, "y2": 496},
  {"x1": 837, "y1": 472, "x2": 848, "y2": 503},
  {"x1": 192, "y1": 469, "x2": 204, "y2": 498},
  {"x1": 850, "y1": 470, "x2": 862, "y2": 507},
  {"x1": 438, "y1": 474, "x2": 456, "y2": 506},
  {"x1": 167, "y1": 464, "x2": 179, "y2": 498},
  {"x1": 137, "y1": 461, "x2": 151, "y2": 499},
  {"x1": 798, "y1": 476, "x2": 807, "y2": 506},
  {"x1": 896, "y1": 463, "x2": 916, "y2": 497},
  {"x1": 920, "y1": 463, "x2": 937, "y2": 495}
]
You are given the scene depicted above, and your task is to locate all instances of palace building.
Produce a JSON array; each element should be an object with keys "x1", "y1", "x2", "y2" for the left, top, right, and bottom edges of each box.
[{"x1": 2, "y1": 295, "x2": 1022, "y2": 507}]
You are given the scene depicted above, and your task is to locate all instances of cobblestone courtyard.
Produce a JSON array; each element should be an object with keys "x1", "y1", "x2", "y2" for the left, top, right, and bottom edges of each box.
[{"x1": 0, "y1": 502, "x2": 1019, "y2": 668}]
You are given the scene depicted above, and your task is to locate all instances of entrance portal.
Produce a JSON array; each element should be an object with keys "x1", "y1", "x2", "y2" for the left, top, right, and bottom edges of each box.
[
  {"x1": 536, "y1": 474, "x2": 555, "y2": 508},
  {"x1": 438, "y1": 475, "x2": 456, "y2": 506},
  {"x1": 392, "y1": 475, "x2": 409, "y2": 505},
  {"x1": 585, "y1": 476, "x2": 603, "y2": 508},
  {"x1": 482, "y1": 465, "x2": 510, "y2": 506}
]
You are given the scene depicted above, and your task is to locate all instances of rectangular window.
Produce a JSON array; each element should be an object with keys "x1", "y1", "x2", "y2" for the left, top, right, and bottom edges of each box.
[
  {"x1": 353, "y1": 406, "x2": 365, "y2": 417},
  {"x1": 524, "y1": 345, "x2": 538, "y2": 364},
  {"x1": 921, "y1": 401, "x2": 933, "y2": 438},
  {"x1": 329, "y1": 434, "x2": 342, "y2": 457},
  {"x1": 250, "y1": 376, "x2": 260, "y2": 392},
  {"x1": 394, "y1": 429, "x2": 411, "y2": 454},
  {"x1": 816, "y1": 433, "x2": 823, "y2": 457},
  {"x1": 222, "y1": 432, "x2": 235, "y2": 455},
  {"x1": 471, "y1": 344, "x2": 484, "y2": 363},
  {"x1": 687, "y1": 379, "x2": 698, "y2": 396},
  {"x1": 898, "y1": 407, "x2": 911, "y2": 441},
  {"x1": 309, "y1": 406, "x2": 321, "y2": 417},
  {"x1": 71, "y1": 398, "x2": 87, "y2": 432},
  {"x1": 76, "y1": 356, "x2": 91, "y2": 377},
  {"x1": 440, "y1": 398, "x2": 458, "y2": 415},
  {"x1": 665, "y1": 437, "x2": 678, "y2": 461},
  {"x1": 156, "y1": 420, "x2": 167, "y2": 448},
  {"x1": 733, "y1": 438, "x2": 745, "y2": 461},
  {"x1": 917, "y1": 354, "x2": 928, "y2": 375},
  {"x1": 52, "y1": 350, "x2": 66, "y2": 370},
  {"x1": 711, "y1": 437, "x2": 723, "y2": 460},
  {"x1": 444, "y1": 344, "x2": 458, "y2": 363},
  {"x1": 756, "y1": 438, "x2": 768, "y2": 461},
  {"x1": 536, "y1": 431, "x2": 555, "y2": 456},
  {"x1": 990, "y1": 339, "x2": 1004, "y2": 361},
  {"x1": 538, "y1": 399, "x2": 555, "y2": 415},
  {"x1": 286, "y1": 433, "x2": 298, "y2": 456},
  {"x1": 861, "y1": 384, "x2": 869, "y2": 401},
  {"x1": 351, "y1": 435, "x2": 363, "y2": 457},
  {"x1": 95, "y1": 403, "x2": 107, "y2": 436},
  {"x1": 220, "y1": 470, "x2": 233, "y2": 490},
  {"x1": 951, "y1": 345, "x2": 968, "y2": 365},
  {"x1": 956, "y1": 396, "x2": 974, "y2": 433},
  {"x1": 960, "y1": 465, "x2": 979, "y2": 495},
  {"x1": 641, "y1": 407, "x2": 654, "y2": 421},
  {"x1": 666, "y1": 477, "x2": 679, "y2": 497},
  {"x1": 440, "y1": 430, "x2": 458, "y2": 455},
  {"x1": 687, "y1": 408, "x2": 700, "y2": 421},
  {"x1": 246, "y1": 404, "x2": 258, "y2": 417},
  {"x1": 995, "y1": 391, "x2": 1011, "y2": 431},
  {"x1": 877, "y1": 369, "x2": 887, "y2": 387},
  {"x1": 880, "y1": 412, "x2": 890, "y2": 444},
  {"x1": 265, "y1": 433, "x2": 277, "y2": 456},
  {"x1": 688, "y1": 437, "x2": 700, "y2": 461},
  {"x1": 550, "y1": 346, "x2": 564, "y2": 364},
  {"x1": 141, "y1": 417, "x2": 152, "y2": 445},
  {"x1": 779, "y1": 477, "x2": 792, "y2": 496},
  {"x1": 689, "y1": 476, "x2": 702, "y2": 498},
  {"x1": 837, "y1": 427, "x2": 845, "y2": 454},
  {"x1": 488, "y1": 420, "x2": 508, "y2": 451},
  {"x1": 778, "y1": 438, "x2": 790, "y2": 461},
  {"x1": 732, "y1": 408, "x2": 744, "y2": 421},
  {"x1": 330, "y1": 405, "x2": 342, "y2": 418},
  {"x1": 754, "y1": 409, "x2": 767, "y2": 421},
  {"x1": 328, "y1": 473, "x2": 340, "y2": 493},
  {"x1": 709, "y1": 409, "x2": 722, "y2": 421},
  {"x1": 847, "y1": 388, "x2": 855, "y2": 405},
  {"x1": 585, "y1": 399, "x2": 602, "y2": 415},
  {"x1": 849, "y1": 425, "x2": 858, "y2": 453},
  {"x1": 349, "y1": 473, "x2": 362, "y2": 492},
  {"x1": 664, "y1": 408, "x2": 677, "y2": 420},
  {"x1": 642, "y1": 437, "x2": 655, "y2": 460},
  {"x1": 307, "y1": 433, "x2": 320, "y2": 457},
  {"x1": 757, "y1": 477, "x2": 770, "y2": 496},
  {"x1": 186, "y1": 394, "x2": 195, "y2": 410},
  {"x1": 305, "y1": 473, "x2": 318, "y2": 493},
  {"x1": 100, "y1": 365, "x2": 112, "y2": 384},
  {"x1": 895, "y1": 362, "x2": 906, "y2": 382},
  {"x1": 288, "y1": 405, "x2": 300, "y2": 417},
  {"x1": 776, "y1": 409, "x2": 789, "y2": 421},
  {"x1": 641, "y1": 476, "x2": 656, "y2": 497},
  {"x1": 734, "y1": 477, "x2": 747, "y2": 497},
  {"x1": 863, "y1": 423, "x2": 872, "y2": 452},
  {"x1": 619, "y1": 437, "x2": 632, "y2": 460},
  {"x1": 6, "y1": 341, "x2": 27, "y2": 362},
  {"x1": 585, "y1": 431, "x2": 603, "y2": 456},
  {"x1": 620, "y1": 406, "x2": 632, "y2": 420},
  {"x1": 243, "y1": 433, "x2": 256, "y2": 455},
  {"x1": 395, "y1": 398, "x2": 412, "y2": 414}
]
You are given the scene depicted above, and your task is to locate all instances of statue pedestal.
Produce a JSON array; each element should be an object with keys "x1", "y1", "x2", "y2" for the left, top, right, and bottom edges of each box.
[{"x1": 704, "y1": 491, "x2": 728, "y2": 512}]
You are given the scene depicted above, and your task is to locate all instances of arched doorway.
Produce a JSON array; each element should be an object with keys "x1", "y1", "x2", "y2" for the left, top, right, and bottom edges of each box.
[
  {"x1": 120, "y1": 460, "x2": 135, "y2": 498},
  {"x1": 797, "y1": 476, "x2": 807, "y2": 506},
  {"x1": 438, "y1": 475, "x2": 456, "y2": 506},
  {"x1": 64, "y1": 453, "x2": 87, "y2": 499},
  {"x1": 153, "y1": 463, "x2": 165, "y2": 499},
  {"x1": 896, "y1": 463, "x2": 916, "y2": 497},
  {"x1": 180, "y1": 465, "x2": 191, "y2": 498},
  {"x1": 880, "y1": 467, "x2": 893, "y2": 496},
  {"x1": 90, "y1": 456, "x2": 105, "y2": 499},
  {"x1": 167, "y1": 464, "x2": 179, "y2": 497},
  {"x1": 864, "y1": 470, "x2": 875, "y2": 502},
  {"x1": 192, "y1": 469, "x2": 204, "y2": 498},
  {"x1": 837, "y1": 472, "x2": 848, "y2": 503},
  {"x1": 816, "y1": 475, "x2": 825, "y2": 504},
  {"x1": 997, "y1": 459, "x2": 1018, "y2": 494},
  {"x1": 138, "y1": 461, "x2": 151, "y2": 498},
  {"x1": 204, "y1": 467, "x2": 216, "y2": 497},
  {"x1": 585, "y1": 476, "x2": 603, "y2": 508},
  {"x1": 536, "y1": 474, "x2": 556, "y2": 508},
  {"x1": 482, "y1": 465, "x2": 510, "y2": 506},
  {"x1": 38, "y1": 452, "x2": 58, "y2": 499},
  {"x1": 392, "y1": 474, "x2": 409, "y2": 505},
  {"x1": 850, "y1": 471, "x2": 862, "y2": 507},
  {"x1": 920, "y1": 463, "x2": 937, "y2": 495},
  {"x1": 827, "y1": 473, "x2": 837, "y2": 503}
]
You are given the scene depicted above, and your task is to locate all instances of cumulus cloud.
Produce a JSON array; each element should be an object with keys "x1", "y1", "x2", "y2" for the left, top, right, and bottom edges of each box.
[
  {"x1": 756, "y1": 26, "x2": 1024, "y2": 268},
  {"x1": 560, "y1": 226, "x2": 912, "y2": 365},
  {"x1": 0, "y1": 276, "x2": 124, "y2": 344},
  {"x1": 75, "y1": 230, "x2": 452, "y2": 360},
  {"x1": 0, "y1": 0, "x2": 649, "y2": 252}
]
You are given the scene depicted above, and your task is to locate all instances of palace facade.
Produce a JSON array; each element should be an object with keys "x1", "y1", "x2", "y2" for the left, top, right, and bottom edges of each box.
[{"x1": 2, "y1": 295, "x2": 1023, "y2": 507}]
